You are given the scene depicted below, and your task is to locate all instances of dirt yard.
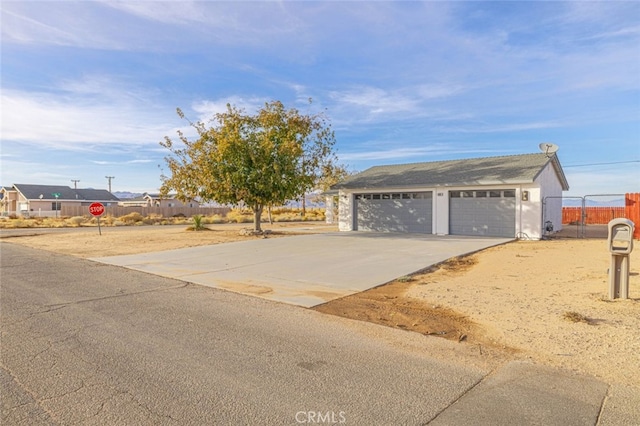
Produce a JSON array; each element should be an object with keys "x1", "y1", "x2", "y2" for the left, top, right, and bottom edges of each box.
[{"x1": 3, "y1": 223, "x2": 639, "y2": 388}]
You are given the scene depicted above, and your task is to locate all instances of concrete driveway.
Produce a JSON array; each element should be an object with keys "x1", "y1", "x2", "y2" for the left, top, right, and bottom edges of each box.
[{"x1": 91, "y1": 232, "x2": 512, "y2": 307}]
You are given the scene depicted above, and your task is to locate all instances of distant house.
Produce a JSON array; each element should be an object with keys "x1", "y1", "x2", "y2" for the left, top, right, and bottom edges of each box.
[
  {"x1": 329, "y1": 153, "x2": 569, "y2": 240},
  {"x1": 118, "y1": 192, "x2": 200, "y2": 208},
  {"x1": 0, "y1": 184, "x2": 119, "y2": 217}
]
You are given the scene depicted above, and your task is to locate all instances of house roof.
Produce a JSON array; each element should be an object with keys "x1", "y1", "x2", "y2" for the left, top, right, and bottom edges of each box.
[
  {"x1": 332, "y1": 153, "x2": 569, "y2": 191},
  {"x1": 12, "y1": 184, "x2": 120, "y2": 201},
  {"x1": 144, "y1": 193, "x2": 179, "y2": 199}
]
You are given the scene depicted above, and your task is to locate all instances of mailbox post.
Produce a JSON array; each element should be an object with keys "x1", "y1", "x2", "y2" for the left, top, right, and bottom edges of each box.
[{"x1": 607, "y1": 218, "x2": 634, "y2": 300}]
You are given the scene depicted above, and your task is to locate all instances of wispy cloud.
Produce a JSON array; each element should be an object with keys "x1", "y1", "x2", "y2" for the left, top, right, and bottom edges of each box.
[
  {"x1": 327, "y1": 83, "x2": 470, "y2": 126},
  {"x1": 446, "y1": 120, "x2": 570, "y2": 134},
  {"x1": 1, "y1": 2, "x2": 134, "y2": 49},
  {"x1": 191, "y1": 96, "x2": 267, "y2": 122},
  {"x1": 1, "y1": 74, "x2": 179, "y2": 150},
  {"x1": 92, "y1": 159, "x2": 153, "y2": 165},
  {"x1": 1, "y1": 6, "x2": 82, "y2": 46}
]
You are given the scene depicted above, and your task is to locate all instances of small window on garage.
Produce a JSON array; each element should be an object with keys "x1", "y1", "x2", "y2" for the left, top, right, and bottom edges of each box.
[
  {"x1": 372, "y1": 194, "x2": 381, "y2": 200},
  {"x1": 391, "y1": 193, "x2": 401, "y2": 199},
  {"x1": 503, "y1": 190, "x2": 516, "y2": 198},
  {"x1": 450, "y1": 191, "x2": 461, "y2": 198},
  {"x1": 462, "y1": 191, "x2": 474, "y2": 198},
  {"x1": 402, "y1": 193, "x2": 411, "y2": 199},
  {"x1": 489, "y1": 191, "x2": 501, "y2": 198},
  {"x1": 382, "y1": 194, "x2": 391, "y2": 199},
  {"x1": 355, "y1": 195, "x2": 362, "y2": 200},
  {"x1": 475, "y1": 191, "x2": 487, "y2": 198}
]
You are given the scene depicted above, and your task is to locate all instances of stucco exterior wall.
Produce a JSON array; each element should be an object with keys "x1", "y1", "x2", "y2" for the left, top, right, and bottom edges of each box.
[
  {"x1": 433, "y1": 188, "x2": 449, "y2": 235},
  {"x1": 516, "y1": 185, "x2": 541, "y2": 239},
  {"x1": 536, "y1": 162, "x2": 565, "y2": 235},
  {"x1": 338, "y1": 192, "x2": 354, "y2": 231}
]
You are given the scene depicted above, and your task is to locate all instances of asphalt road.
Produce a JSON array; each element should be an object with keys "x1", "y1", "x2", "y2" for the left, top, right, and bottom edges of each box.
[{"x1": 1, "y1": 242, "x2": 485, "y2": 425}]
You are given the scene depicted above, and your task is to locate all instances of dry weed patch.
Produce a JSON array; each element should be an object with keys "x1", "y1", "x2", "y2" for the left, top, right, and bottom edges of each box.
[{"x1": 562, "y1": 311, "x2": 593, "y2": 324}]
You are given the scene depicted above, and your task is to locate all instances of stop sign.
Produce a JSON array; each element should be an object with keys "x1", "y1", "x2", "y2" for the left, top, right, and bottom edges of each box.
[{"x1": 89, "y1": 202, "x2": 105, "y2": 217}]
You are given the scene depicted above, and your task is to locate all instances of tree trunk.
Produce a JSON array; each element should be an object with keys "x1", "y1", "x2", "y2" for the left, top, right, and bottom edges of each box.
[
  {"x1": 253, "y1": 204, "x2": 263, "y2": 232},
  {"x1": 267, "y1": 205, "x2": 273, "y2": 224},
  {"x1": 302, "y1": 196, "x2": 306, "y2": 217}
]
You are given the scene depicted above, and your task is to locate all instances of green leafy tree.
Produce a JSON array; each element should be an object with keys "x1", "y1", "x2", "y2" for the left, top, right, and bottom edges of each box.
[
  {"x1": 317, "y1": 163, "x2": 354, "y2": 194},
  {"x1": 160, "y1": 100, "x2": 337, "y2": 231}
]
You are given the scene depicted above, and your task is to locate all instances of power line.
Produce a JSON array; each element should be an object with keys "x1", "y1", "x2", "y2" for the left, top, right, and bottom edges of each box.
[{"x1": 563, "y1": 160, "x2": 640, "y2": 168}]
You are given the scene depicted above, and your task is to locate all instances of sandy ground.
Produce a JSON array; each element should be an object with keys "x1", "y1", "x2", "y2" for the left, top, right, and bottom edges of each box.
[{"x1": 2, "y1": 223, "x2": 638, "y2": 388}]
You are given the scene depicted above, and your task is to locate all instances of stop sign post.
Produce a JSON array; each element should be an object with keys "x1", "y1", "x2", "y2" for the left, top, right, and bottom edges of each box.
[{"x1": 89, "y1": 202, "x2": 105, "y2": 235}]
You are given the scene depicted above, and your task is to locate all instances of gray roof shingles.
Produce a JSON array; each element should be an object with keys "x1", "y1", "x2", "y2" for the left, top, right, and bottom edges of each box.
[
  {"x1": 332, "y1": 153, "x2": 569, "y2": 190},
  {"x1": 13, "y1": 184, "x2": 120, "y2": 201}
]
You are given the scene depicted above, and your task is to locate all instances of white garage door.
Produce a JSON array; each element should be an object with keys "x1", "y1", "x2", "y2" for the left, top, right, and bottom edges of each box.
[
  {"x1": 449, "y1": 190, "x2": 516, "y2": 237},
  {"x1": 355, "y1": 192, "x2": 432, "y2": 233}
]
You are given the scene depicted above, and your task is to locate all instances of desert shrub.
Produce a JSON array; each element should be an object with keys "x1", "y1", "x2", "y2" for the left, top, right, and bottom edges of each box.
[
  {"x1": 227, "y1": 209, "x2": 253, "y2": 223},
  {"x1": 113, "y1": 220, "x2": 126, "y2": 226},
  {"x1": 269, "y1": 207, "x2": 324, "y2": 222},
  {"x1": 42, "y1": 218, "x2": 66, "y2": 228},
  {"x1": 563, "y1": 311, "x2": 592, "y2": 324},
  {"x1": 273, "y1": 212, "x2": 302, "y2": 222},
  {"x1": 119, "y1": 212, "x2": 144, "y2": 224},
  {"x1": 142, "y1": 216, "x2": 156, "y2": 225},
  {"x1": 307, "y1": 208, "x2": 325, "y2": 220},
  {"x1": 0, "y1": 220, "x2": 18, "y2": 228},
  {"x1": 101, "y1": 215, "x2": 116, "y2": 226},
  {"x1": 201, "y1": 214, "x2": 225, "y2": 224},
  {"x1": 144, "y1": 213, "x2": 163, "y2": 225},
  {"x1": 66, "y1": 216, "x2": 86, "y2": 227}
]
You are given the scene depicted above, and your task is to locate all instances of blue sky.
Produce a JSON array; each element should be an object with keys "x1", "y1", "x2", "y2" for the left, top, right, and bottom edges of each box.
[{"x1": 1, "y1": 1, "x2": 639, "y2": 197}]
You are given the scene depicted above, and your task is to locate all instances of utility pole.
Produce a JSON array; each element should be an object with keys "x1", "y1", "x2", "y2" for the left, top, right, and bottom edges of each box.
[
  {"x1": 71, "y1": 179, "x2": 80, "y2": 189},
  {"x1": 105, "y1": 176, "x2": 115, "y2": 193}
]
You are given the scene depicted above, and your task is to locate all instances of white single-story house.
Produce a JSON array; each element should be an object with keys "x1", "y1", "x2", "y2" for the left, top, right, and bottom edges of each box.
[
  {"x1": 118, "y1": 193, "x2": 201, "y2": 208},
  {"x1": 327, "y1": 153, "x2": 569, "y2": 240},
  {"x1": 0, "y1": 184, "x2": 119, "y2": 217}
]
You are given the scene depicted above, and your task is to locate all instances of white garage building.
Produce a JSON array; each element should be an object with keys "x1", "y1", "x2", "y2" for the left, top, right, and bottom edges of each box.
[{"x1": 328, "y1": 153, "x2": 569, "y2": 240}]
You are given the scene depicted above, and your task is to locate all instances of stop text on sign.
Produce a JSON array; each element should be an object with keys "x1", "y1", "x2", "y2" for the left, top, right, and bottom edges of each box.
[{"x1": 89, "y1": 202, "x2": 105, "y2": 217}]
